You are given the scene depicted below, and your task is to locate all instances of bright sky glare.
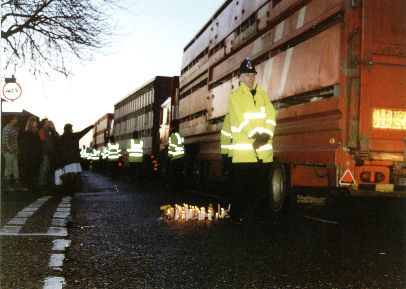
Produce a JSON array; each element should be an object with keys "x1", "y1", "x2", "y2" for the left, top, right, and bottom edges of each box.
[{"x1": 2, "y1": 0, "x2": 224, "y2": 146}]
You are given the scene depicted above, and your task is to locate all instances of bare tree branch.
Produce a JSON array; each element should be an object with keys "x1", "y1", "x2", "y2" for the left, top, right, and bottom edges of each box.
[{"x1": 1, "y1": 0, "x2": 119, "y2": 77}]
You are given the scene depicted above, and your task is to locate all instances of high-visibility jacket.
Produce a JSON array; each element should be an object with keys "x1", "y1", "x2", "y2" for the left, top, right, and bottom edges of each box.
[
  {"x1": 228, "y1": 82, "x2": 276, "y2": 163},
  {"x1": 168, "y1": 132, "x2": 184, "y2": 160},
  {"x1": 90, "y1": 149, "x2": 100, "y2": 161},
  {"x1": 220, "y1": 113, "x2": 233, "y2": 157},
  {"x1": 127, "y1": 138, "x2": 143, "y2": 163},
  {"x1": 107, "y1": 141, "x2": 121, "y2": 161},
  {"x1": 100, "y1": 146, "x2": 108, "y2": 160},
  {"x1": 86, "y1": 148, "x2": 93, "y2": 160},
  {"x1": 80, "y1": 148, "x2": 88, "y2": 159}
]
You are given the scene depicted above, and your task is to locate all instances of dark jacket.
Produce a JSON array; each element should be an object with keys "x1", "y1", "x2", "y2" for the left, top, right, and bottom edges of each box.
[
  {"x1": 39, "y1": 127, "x2": 54, "y2": 155},
  {"x1": 59, "y1": 125, "x2": 93, "y2": 166},
  {"x1": 21, "y1": 130, "x2": 43, "y2": 166}
]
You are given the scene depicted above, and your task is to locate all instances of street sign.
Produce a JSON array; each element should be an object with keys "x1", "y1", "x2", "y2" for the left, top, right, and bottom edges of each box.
[{"x1": 2, "y1": 82, "x2": 22, "y2": 102}]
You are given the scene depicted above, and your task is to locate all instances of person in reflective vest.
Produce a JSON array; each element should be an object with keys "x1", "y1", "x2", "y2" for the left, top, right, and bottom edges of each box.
[
  {"x1": 167, "y1": 120, "x2": 184, "y2": 190},
  {"x1": 91, "y1": 147, "x2": 100, "y2": 161},
  {"x1": 80, "y1": 146, "x2": 87, "y2": 159},
  {"x1": 227, "y1": 58, "x2": 276, "y2": 222},
  {"x1": 107, "y1": 136, "x2": 121, "y2": 161},
  {"x1": 127, "y1": 130, "x2": 144, "y2": 182},
  {"x1": 99, "y1": 145, "x2": 108, "y2": 174},
  {"x1": 107, "y1": 135, "x2": 121, "y2": 179},
  {"x1": 127, "y1": 130, "x2": 143, "y2": 163},
  {"x1": 100, "y1": 146, "x2": 108, "y2": 160},
  {"x1": 90, "y1": 146, "x2": 100, "y2": 171},
  {"x1": 220, "y1": 113, "x2": 233, "y2": 176},
  {"x1": 168, "y1": 129, "x2": 184, "y2": 161}
]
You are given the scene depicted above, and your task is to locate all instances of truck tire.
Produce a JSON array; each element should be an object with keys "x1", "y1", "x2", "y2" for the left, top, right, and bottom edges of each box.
[
  {"x1": 269, "y1": 162, "x2": 289, "y2": 214},
  {"x1": 191, "y1": 160, "x2": 203, "y2": 187}
]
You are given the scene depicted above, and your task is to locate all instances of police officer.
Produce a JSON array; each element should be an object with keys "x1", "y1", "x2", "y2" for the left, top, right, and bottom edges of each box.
[
  {"x1": 90, "y1": 146, "x2": 100, "y2": 171},
  {"x1": 107, "y1": 135, "x2": 121, "y2": 179},
  {"x1": 167, "y1": 120, "x2": 184, "y2": 189},
  {"x1": 99, "y1": 145, "x2": 108, "y2": 174},
  {"x1": 127, "y1": 130, "x2": 144, "y2": 182},
  {"x1": 228, "y1": 58, "x2": 276, "y2": 222}
]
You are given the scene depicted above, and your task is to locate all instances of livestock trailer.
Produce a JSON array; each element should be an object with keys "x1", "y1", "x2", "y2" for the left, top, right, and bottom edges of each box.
[{"x1": 178, "y1": 0, "x2": 406, "y2": 211}]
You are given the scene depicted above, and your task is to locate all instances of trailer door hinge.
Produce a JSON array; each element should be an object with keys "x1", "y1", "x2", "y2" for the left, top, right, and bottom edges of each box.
[{"x1": 351, "y1": 0, "x2": 360, "y2": 8}]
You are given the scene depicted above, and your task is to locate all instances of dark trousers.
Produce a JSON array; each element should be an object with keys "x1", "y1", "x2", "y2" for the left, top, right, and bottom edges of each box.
[
  {"x1": 109, "y1": 161, "x2": 119, "y2": 179},
  {"x1": 128, "y1": 162, "x2": 144, "y2": 183},
  {"x1": 22, "y1": 159, "x2": 41, "y2": 193},
  {"x1": 230, "y1": 162, "x2": 270, "y2": 220},
  {"x1": 167, "y1": 158, "x2": 184, "y2": 191}
]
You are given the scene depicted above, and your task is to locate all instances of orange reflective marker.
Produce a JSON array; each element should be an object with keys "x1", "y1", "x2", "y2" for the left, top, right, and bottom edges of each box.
[{"x1": 339, "y1": 169, "x2": 356, "y2": 186}]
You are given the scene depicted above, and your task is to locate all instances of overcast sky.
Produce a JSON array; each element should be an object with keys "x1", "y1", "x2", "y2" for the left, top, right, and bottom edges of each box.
[{"x1": 2, "y1": 0, "x2": 223, "y2": 146}]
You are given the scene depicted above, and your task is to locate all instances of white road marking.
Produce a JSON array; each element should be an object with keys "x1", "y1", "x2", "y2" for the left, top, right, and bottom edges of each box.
[
  {"x1": 52, "y1": 239, "x2": 71, "y2": 251},
  {"x1": 49, "y1": 253, "x2": 65, "y2": 269},
  {"x1": 57, "y1": 203, "x2": 71, "y2": 208},
  {"x1": 47, "y1": 227, "x2": 68, "y2": 237},
  {"x1": 21, "y1": 207, "x2": 41, "y2": 211},
  {"x1": 51, "y1": 219, "x2": 67, "y2": 227},
  {"x1": 0, "y1": 225, "x2": 22, "y2": 233},
  {"x1": 0, "y1": 232, "x2": 69, "y2": 236},
  {"x1": 56, "y1": 207, "x2": 70, "y2": 212},
  {"x1": 7, "y1": 217, "x2": 28, "y2": 225},
  {"x1": 16, "y1": 211, "x2": 36, "y2": 218},
  {"x1": 43, "y1": 276, "x2": 65, "y2": 289},
  {"x1": 1, "y1": 196, "x2": 52, "y2": 232},
  {"x1": 61, "y1": 196, "x2": 71, "y2": 202},
  {"x1": 53, "y1": 212, "x2": 70, "y2": 219}
]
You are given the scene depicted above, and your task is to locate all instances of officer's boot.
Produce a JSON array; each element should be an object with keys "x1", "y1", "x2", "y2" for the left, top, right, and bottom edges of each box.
[
  {"x1": 15, "y1": 180, "x2": 29, "y2": 192},
  {"x1": 3, "y1": 179, "x2": 15, "y2": 192}
]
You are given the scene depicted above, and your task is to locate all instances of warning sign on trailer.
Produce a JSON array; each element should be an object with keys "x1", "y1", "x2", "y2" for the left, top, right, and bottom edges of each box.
[{"x1": 339, "y1": 169, "x2": 356, "y2": 186}]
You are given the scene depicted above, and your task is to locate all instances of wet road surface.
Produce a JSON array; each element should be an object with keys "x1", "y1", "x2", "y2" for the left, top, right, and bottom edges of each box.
[{"x1": 1, "y1": 171, "x2": 405, "y2": 288}]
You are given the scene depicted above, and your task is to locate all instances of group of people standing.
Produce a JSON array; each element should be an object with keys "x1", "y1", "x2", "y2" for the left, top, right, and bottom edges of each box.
[
  {"x1": 2, "y1": 114, "x2": 93, "y2": 195},
  {"x1": 81, "y1": 123, "x2": 185, "y2": 183}
]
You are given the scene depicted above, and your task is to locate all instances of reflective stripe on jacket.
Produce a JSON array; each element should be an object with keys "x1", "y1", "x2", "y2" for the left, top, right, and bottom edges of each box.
[
  {"x1": 228, "y1": 82, "x2": 276, "y2": 163},
  {"x1": 127, "y1": 138, "x2": 143, "y2": 163},
  {"x1": 220, "y1": 113, "x2": 233, "y2": 157},
  {"x1": 168, "y1": 132, "x2": 184, "y2": 160},
  {"x1": 107, "y1": 142, "x2": 121, "y2": 161},
  {"x1": 90, "y1": 149, "x2": 100, "y2": 161}
]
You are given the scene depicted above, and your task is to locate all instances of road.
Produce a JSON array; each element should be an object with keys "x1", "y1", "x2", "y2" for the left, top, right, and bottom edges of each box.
[{"x1": 1, "y1": 171, "x2": 405, "y2": 288}]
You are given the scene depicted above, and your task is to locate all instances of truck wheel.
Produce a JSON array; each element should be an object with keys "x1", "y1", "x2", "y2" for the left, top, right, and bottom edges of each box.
[
  {"x1": 269, "y1": 163, "x2": 288, "y2": 214},
  {"x1": 192, "y1": 160, "x2": 203, "y2": 187}
]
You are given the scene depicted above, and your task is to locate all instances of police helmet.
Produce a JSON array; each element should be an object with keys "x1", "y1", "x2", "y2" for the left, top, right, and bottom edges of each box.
[{"x1": 239, "y1": 58, "x2": 257, "y2": 75}]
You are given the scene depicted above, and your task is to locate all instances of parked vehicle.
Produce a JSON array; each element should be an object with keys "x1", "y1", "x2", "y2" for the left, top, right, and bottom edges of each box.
[{"x1": 177, "y1": 0, "x2": 406, "y2": 212}]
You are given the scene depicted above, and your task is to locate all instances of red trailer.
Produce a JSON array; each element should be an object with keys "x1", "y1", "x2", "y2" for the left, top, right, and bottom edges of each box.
[{"x1": 178, "y1": 0, "x2": 406, "y2": 212}]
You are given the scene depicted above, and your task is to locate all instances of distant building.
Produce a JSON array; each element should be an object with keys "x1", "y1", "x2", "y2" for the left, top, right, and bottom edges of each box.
[
  {"x1": 113, "y1": 76, "x2": 179, "y2": 155},
  {"x1": 1, "y1": 109, "x2": 40, "y2": 131},
  {"x1": 92, "y1": 113, "x2": 114, "y2": 148}
]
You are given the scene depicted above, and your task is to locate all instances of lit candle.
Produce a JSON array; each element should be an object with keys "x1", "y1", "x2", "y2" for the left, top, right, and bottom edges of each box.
[
  {"x1": 185, "y1": 205, "x2": 189, "y2": 221},
  {"x1": 215, "y1": 212, "x2": 218, "y2": 220},
  {"x1": 174, "y1": 205, "x2": 179, "y2": 220},
  {"x1": 208, "y1": 209, "x2": 212, "y2": 221}
]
